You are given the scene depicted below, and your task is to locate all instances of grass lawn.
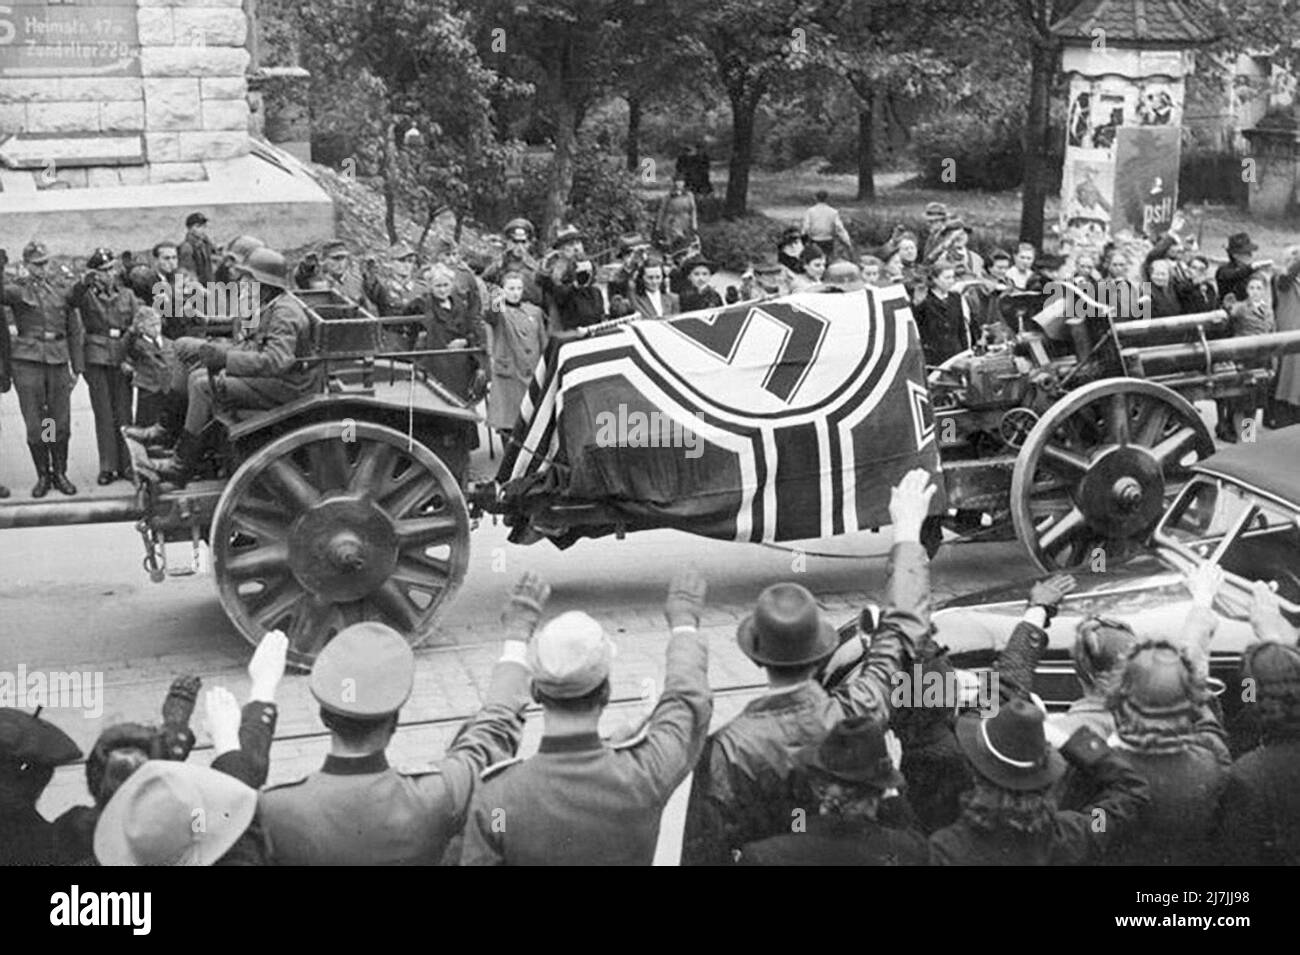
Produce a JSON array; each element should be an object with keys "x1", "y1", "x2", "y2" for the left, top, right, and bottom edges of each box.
[{"x1": 643, "y1": 155, "x2": 1298, "y2": 264}]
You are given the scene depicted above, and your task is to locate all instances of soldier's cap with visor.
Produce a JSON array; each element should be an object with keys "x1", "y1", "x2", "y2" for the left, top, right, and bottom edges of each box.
[
  {"x1": 528, "y1": 611, "x2": 617, "y2": 699},
  {"x1": 320, "y1": 239, "x2": 350, "y2": 258},
  {"x1": 310, "y1": 621, "x2": 415, "y2": 718},
  {"x1": 185, "y1": 211, "x2": 209, "y2": 228},
  {"x1": 552, "y1": 224, "x2": 586, "y2": 249},
  {"x1": 23, "y1": 241, "x2": 50, "y2": 264}
]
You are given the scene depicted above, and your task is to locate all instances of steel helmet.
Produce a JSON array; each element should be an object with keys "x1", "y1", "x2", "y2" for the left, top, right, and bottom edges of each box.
[
  {"x1": 235, "y1": 247, "x2": 290, "y2": 290},
  {"x1": 225, "y1": 235, "x2": 264, "y2": 267}
]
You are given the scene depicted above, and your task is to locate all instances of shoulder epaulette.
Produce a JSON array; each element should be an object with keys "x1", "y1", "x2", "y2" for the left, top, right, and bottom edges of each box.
[
  {"x1": 480, "y1": 755, "x2": 523, "y2": 781},
  {"x1": 262, "y1": 776, "x2": 310, "y2": 794}
]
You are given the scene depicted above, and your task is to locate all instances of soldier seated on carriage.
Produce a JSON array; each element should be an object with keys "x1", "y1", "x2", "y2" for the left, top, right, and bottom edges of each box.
[{"x1": 128, "y1": 248, "x2": 321, "y2": 485}]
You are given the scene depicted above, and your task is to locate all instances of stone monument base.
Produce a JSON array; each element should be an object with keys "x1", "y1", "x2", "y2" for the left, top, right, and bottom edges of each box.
[{"x1": 0, "y1": 141, "x2": 333, "y2": 256}]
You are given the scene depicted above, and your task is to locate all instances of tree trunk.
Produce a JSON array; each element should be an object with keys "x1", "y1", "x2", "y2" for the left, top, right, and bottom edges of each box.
[
  {"x1": 381, "y1": 118, "x2": 398, "y2": 244},
  {"x1": 543, "y1": 92, "x2": 578, "y2": 243},
  {"x1": 724, "y1": 88, "x2": 761, "y2": 218},
  {"x1": 856, "y1": 92, "x2": 875, "y2": 200},
  {"x1": 625, "y1": 92, "x2": 642, "y2": 172},
  {"x1": 1019, "y1": 39, "x2": 1056, "y2": 249}
]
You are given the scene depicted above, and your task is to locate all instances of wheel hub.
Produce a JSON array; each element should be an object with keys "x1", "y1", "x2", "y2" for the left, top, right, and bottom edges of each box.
[
  {"x1": 1076, "y1": 446, "x2": 1165, "y2": 538},
  {"x1": 288, "y1": 496, "x2": 399, "y2": 602}
]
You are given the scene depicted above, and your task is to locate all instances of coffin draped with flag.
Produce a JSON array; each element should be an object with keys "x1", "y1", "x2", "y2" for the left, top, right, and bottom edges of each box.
[{"x1": 496, "y1": 287, "x2": 945, "y2": 547}]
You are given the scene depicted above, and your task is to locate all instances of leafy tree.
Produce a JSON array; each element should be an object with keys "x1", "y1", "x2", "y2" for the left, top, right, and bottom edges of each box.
[
  {"x1": 472, "y1": 0, "x2": 628, "y2": 241},
  {"x1": 683, "y1": 0, "x2": 834, "y2": 217},
  {"x1": 294, "y1": 0, "x2": 506, "y2": 245}
]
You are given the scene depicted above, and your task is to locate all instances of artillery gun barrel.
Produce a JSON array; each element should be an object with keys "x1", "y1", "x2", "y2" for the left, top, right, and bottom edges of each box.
[
  {"x1": 1112, "y1": 310, "x2": 1228, "y2": 341},
  {"x1": 1124, "y1": 329, "x2": 1300, "y2": 377},
  {"x1": 0, "y1": 496, "x2": 141, "y2": 530}
]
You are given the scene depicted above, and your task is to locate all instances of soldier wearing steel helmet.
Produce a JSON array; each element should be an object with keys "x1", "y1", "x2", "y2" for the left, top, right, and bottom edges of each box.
[
  {"x1": 257, "y1": 574, "x2": 543, "y2": 865},
  {"x1": 1, "y1": 241, "x2": 84, "y2": 498},
  {"x1": 150, "y1": 247, "x2": 320, "y2": 485},
  {"x1": 66, "y1": 247, "x2": 139, "y2": 485}
]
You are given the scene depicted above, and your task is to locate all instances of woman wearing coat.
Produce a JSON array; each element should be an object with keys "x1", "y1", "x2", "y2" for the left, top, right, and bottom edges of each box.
[
  {"x1": 627, "y1": 256, "x2": 679, "y2": 319},
  {"x1": 484, "y1": 270, "x2": 547, "y2": 436},
  {"x1": 411, "y1": 264, "x2": 486, "y2": 404}
]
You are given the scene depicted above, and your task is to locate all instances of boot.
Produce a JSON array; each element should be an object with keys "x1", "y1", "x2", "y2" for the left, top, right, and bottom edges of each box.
[
  {"x1": 50, "y1": 440, "x2": 77, "y2": 496},
  {"x1": 28, "y1": 443, "x2": 51, "y2": 498},
  {"x1": 123, "y1": 422, "x2": 170, "y2": 447},
  {"x1": 150, "y1": 430, "x2": 201, "y2": 487}
]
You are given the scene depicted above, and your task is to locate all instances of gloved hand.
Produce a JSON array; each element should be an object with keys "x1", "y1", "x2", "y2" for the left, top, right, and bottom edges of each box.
[
  {"x1": 198, "y1": 343, "x2": 227, "y2": 372},
  {"x1": 158, "y1": 674, "x2": 201, "y2": 761}
]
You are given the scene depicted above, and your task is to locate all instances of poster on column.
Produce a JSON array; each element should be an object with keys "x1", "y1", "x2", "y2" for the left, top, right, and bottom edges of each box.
[
  {"x1": 1060, "y1": 154, "x2": 1114, "y2": 251},
  {"x1": 1113, "y1": 126, "x2": 1181, "y2": 239}
]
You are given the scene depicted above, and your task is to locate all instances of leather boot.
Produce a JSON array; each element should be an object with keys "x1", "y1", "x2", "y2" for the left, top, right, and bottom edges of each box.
[
  {"x1": 50, "y1": 440, "x2": 77, "y2": 496},
  {"x1": 123, "y1": 422, "x2": 170, "y2": 447},
  {"x1": 28, "y1": 443, "x2": 51, "y2": 498},
  {"x1": 150, "y1": 430, "x2": 201, "y2": 487}
]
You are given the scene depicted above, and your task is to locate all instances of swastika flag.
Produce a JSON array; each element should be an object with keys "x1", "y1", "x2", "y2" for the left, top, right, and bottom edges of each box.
[{"x1": 497, "y1": 287, "x2": 945, "y2": 546}]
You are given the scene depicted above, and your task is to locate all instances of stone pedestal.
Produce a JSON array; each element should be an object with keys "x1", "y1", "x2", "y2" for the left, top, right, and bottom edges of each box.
[
  {"x1": 1242, "y1": 122, "x2": 1300, "y2": 217},
  {"x1": 0, "y1": 0, "x2": 331, "y2": 254},
  {"x1": 247, "y1": 65, "x2": 311, "y2": 163}
]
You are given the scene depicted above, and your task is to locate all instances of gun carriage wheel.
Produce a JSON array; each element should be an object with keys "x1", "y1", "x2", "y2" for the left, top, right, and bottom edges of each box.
[
  {"x1": 1010, "y1": 378, "x2": 1213, "y2": 573},
  {"x1": 211, "y1": 421, "x2": 471, "y2": 670}
]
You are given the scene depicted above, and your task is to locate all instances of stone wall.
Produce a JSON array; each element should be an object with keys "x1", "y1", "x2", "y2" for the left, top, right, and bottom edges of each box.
[{"x1": 0, "y1": 0, "x2": 251, "y2": 186}]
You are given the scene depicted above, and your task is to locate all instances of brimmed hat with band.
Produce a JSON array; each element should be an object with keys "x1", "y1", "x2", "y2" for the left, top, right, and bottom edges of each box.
[
  {"x1": 737, "y1": 582, "x2": 838, "y2": 667},
  {"x1": 955, "y1": 697, "x2": 1065, "y2": 791},
  {"x1": 794, "y1": 716, "x2": 904, "y2": 789}
]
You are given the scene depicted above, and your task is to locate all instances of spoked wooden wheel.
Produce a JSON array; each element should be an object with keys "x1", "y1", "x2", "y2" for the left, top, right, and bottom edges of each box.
[
  {"x1": 1011, "y1": 379, "x2": 1214, "y2": 573},
  {"x1": 211, "y1": 421, "x2": 470, "y2": 670}
]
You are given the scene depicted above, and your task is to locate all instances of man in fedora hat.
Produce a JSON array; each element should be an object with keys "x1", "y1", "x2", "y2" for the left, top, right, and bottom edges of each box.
[
  {"x1": 608, "y1": 232, "x2": 652, "y2": 305},
  {"x1": 94, "y1": 761, "x2": 261, "y2": 866},
  {"x1": 922, "y1": 201, "x2": 951, "y2": 259},
  {"x1": 930, "y1": 696, "x2": 1149, "y2": 865},
  {"x1": 461, "y1": 568, "x2": 713, "y2": 866},
  {"x1": 0, "y1": 708, "x2": 82, "y2": 865},
  {"x1": 1221, "y1": 581, "x2": 1300, "y2": 864},
  {"x1": 539, "y1": 225, "x2": 605, "y2": 338},
  {"x1": 258, "y1": 574, "x2": 542, "y2": 865},
  {"x1": 1217, "y1": 231, "x2": 1262, "y2": 307},
  {"x1": 737, "y1": 717, "x2": 927, "y2": 865},
  {"x1": 681, "y1": 468, "x2": 937, "y2": 866}
]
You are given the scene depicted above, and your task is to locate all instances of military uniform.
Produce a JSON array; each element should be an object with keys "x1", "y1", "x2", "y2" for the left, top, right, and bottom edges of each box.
[
  {"x1": 1, "y1": 242, "x2": 83, "y2": 494},
  {"x1": 258, "y1": 621, "x2": 531, "y2": 865},
  {"x1": 67, "y1": 262, "x2": 138, "y2": 480},
  {"x1": 181, "y1": 290, "x2": 320, "y2": 434},
  {"x1": 460, "y1": 620, "x2": 713, "y2": 866}
]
